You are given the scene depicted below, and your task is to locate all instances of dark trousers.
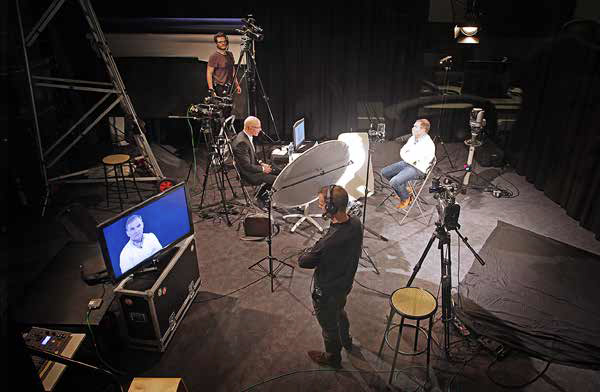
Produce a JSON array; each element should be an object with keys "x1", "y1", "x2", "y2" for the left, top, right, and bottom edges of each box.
[{"x1": 312, "y1": 290, "x2": 351, "y2": 360}]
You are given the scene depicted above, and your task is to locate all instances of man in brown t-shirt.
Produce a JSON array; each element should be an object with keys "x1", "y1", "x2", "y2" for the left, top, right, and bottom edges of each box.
[{"x1": 206, "y1": 32, "x2": 241, "y2": 97}]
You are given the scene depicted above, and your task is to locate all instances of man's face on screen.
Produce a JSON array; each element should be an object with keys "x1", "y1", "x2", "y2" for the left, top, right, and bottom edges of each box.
[{"x1": 126, "y1": 217, "x2": 144, "y2": 242}]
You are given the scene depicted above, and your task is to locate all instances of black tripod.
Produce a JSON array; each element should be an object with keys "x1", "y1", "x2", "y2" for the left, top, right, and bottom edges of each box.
[
  {"x1": 248, "y1": 190, "x2": 295, "y2": 292},
  {"x1": 405, "y1": 215, "x2": 485, "y2": 356},
  {"x1": 231, "y1": 19, "x2": 281, "y2": 143},
  {"x1": 188, "y1": 118, "x2": 237, "y2": 226}
]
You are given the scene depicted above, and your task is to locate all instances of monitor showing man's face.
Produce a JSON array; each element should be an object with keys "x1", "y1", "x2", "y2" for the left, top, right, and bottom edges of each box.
[{"x1": 126, "y1": 217, "x2": 144, "y2": 242}]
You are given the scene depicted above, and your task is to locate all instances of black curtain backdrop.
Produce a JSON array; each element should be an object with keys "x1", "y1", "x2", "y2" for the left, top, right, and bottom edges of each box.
[
  {"x1": 507, "y1": 33, "x2": 600, "y2": 239},
  {"x1": 248, "y1": 4, "x2": 428, "y2": 141}
]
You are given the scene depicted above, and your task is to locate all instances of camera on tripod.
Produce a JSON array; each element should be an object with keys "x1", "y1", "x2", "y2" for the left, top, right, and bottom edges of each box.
[
  {"x1": 237, "y1": 16, "x2": 264, "y2": 42},
  {"x1": 469, "y1": 108, "x2": 486, "y2": 135},
  {"x1": 429, "y1": 177, "x2": 461, "y2": 230}
]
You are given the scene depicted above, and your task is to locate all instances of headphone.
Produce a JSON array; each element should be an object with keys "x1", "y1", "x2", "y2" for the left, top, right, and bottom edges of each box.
[{"x1": 325, "y1": 185, "x2": 338, "y2": 217}]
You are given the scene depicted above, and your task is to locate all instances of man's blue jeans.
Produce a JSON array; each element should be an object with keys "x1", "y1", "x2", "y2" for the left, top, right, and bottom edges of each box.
[{"x1": 381, "y1": 160, "x2": 422, "y2": 201}]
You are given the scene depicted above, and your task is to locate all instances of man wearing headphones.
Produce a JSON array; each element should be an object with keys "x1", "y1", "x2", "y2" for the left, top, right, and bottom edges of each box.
[
  {"x1": 298, "y1": 185, "x2": 363, "y2": 368},
  {"x1": 206, "y1": 32, "x2": 242, "y2": 97}
]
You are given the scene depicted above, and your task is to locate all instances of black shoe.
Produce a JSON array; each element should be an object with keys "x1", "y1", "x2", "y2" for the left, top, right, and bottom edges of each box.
[{"x1": 307, "y1": 351, "x2": 341, "y2": 368}]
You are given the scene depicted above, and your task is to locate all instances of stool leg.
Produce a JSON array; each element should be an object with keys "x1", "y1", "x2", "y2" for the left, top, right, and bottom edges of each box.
[
  {"x1": 103, "y1": 164, "x2": 110, "y2": 208},
  {"x1": 120, "y1": 164, "x2": 129, "y2": 199},
  {"x1": 426, "y1": 316, "x2": 433, "y2": 381},
  {"x1": 389, "y1": 317, "x2": 405, "y2": 384},
  {"x1": 378, "y1": 307, "x2": 395, "y2": 357},
  {"x1": 114, "y1": 165, "x2": 123, "y2": 211},
  {"x1": 129, "y1": 161, "x2": 143, "y2": 202},
  {"x1": 414, "y1": 319, "x2": 420, "y2": 351}
]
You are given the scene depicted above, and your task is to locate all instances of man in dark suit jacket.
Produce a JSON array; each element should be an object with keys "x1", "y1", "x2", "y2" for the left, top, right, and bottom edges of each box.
[{"x1": 231, "y1": 116, "x2": 279, "y2": 186}]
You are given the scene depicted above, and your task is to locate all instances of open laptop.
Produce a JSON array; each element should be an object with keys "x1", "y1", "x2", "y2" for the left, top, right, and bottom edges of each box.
[{"x1": 292, "y1": 118, "x2": 315, "y2": 153}]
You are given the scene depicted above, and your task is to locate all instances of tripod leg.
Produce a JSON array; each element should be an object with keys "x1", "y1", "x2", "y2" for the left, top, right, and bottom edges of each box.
[
  {"x1": 405, "y1": 231, "x2": 438, "y2": 287},
  {"x1": 198, "y1": 156, "x2": 212, "y2": 210},
  {"x1": 213, "y1": 159, "x2": 231, "y2": 226},
  {"x1": 440, "y1": 236, "x2": 453, "y2": 356}
]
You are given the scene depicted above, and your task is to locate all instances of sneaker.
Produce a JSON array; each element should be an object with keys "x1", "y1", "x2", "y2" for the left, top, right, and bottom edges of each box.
[
  {"x1": 307, "y1": 351, "x2": 341, "y2": 368},
  {"x1": 407, "y1": 184, "x2": 415, "y2": 196}
]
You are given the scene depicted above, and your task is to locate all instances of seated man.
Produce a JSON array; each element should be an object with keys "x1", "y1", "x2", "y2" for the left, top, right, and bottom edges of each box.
[
  {"x1": 231, "y1": 116, "x2": 280, "y2": 187},
  {"x1": 381, "y1": 118, "x2": 436, "y2": 209}
]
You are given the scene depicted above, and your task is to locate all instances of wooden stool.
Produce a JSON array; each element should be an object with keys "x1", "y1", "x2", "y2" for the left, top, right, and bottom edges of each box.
[
  {"x1": 378, "y1": 287, "x2": 437, "y2": 384},
  {"x1": 102, "y1": 154, "x2": 142, "y2": 210}
]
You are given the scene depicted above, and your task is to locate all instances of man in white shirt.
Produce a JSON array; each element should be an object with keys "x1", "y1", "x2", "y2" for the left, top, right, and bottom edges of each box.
[
  {"x1": 119, "y1": 215, "x2": 163, "y2": 275},
  {"x1": 381, "y1": 119, "x2": 436, "y2": 209}
]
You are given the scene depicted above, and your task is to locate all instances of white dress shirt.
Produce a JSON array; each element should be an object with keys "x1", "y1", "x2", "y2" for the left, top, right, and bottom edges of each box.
[{"x1": 400, "y1": 133, "x2": 436, "y2": 173}]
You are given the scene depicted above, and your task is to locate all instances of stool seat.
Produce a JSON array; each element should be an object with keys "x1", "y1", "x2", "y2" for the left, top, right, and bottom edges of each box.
[
  {"x1": 102, "y1": 153, "x2": 141, "y2": 211},
  {"x1": 103, "y1": 154, "x2": 130, "y2": 165},
  {"x1": 391, "y1": 287, "x2": 437, "y2": 319}
]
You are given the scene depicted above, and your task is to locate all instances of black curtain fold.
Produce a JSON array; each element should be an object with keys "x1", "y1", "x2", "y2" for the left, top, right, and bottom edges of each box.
[
  {"x1": 250, "y1": 4, "x2": 427, "y2": 141},
  {"x1": 507, "y1": 34, "x2": 600, "y2": 239}
]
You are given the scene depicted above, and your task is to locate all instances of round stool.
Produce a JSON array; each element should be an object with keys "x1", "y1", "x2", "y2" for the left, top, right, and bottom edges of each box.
[
  {"x1": 377, "y1": 287, "x2": 437, "y2": 384},
  {"x1": 102, "y1": 154, "x2": 142, "y2": 211}
]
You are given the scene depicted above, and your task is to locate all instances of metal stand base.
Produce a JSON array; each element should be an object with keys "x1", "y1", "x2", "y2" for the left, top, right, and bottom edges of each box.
[{"x1": 283, "y1": 203, "x2": 323, "y2": 233}]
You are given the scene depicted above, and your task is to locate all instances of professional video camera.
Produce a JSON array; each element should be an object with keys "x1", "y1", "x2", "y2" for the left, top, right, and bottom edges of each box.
[
  {"x1": 367, "y1": 123, "x2": 386, "y2": 143},
  {"x1": 429, "y1": 176, "x2": 461, "y2": 230},
  {"x1": 236, "y1": 15, "x2": 264, "y2": 42},
  {"x1": 189, "y1": 95, "x2": 233, "y2": 120}
]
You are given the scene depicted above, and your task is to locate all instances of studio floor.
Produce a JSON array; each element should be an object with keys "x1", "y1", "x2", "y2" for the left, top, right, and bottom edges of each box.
[{"x1": 18, "y1": 139, "x2": 600, "y2": 391}]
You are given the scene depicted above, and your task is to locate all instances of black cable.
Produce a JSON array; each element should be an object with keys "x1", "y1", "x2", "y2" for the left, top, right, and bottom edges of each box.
[
  {"x1": 353, "y1": 278, "x2": 390, "y2": 297},
  {"x1": 486, "y1": 356, "x2": 552, "y2": 389},
  {"x1": 85, "y1": 310, "x2": 128, "y2": 377},
  {"x1": 239, "y1": 367, "x2": 427, "y2": 392},
  {"x1": 193, "y1": 274, "x2": 269, "y2": 304}
]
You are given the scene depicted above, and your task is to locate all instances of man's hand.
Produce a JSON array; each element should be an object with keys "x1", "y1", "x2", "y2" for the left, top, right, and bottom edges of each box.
[
  {"x1": 236, "y1": 85, "x2": 242, "y2": 95},
  {"x1": 261, "y1": 162, "x2": 272, "y2": 174}
]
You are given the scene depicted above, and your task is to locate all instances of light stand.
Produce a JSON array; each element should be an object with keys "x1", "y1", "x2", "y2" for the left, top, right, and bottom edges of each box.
[
  {"x1": 404, "y1": 189, "x2": 485, "y2": 356},
  {"x1": 248, "y1": 190, "x2": 295, "y2": 292},
  {"x1": 433, "y1": 56, "x2": 456, "y2": 169},
  {"x1": 357, "y1": 126, "x2": 389, "y2": 274}
]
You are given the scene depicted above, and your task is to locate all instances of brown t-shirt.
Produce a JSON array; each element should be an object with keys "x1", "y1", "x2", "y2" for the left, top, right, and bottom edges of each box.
[{"x1": 208, "y1": 51, "x2": 235, "y2": 86}]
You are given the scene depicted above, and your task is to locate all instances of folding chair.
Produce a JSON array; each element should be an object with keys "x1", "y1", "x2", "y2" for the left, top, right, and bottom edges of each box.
[{"x1": 380, "y1": 157, "x2": 437, "y2": 226}]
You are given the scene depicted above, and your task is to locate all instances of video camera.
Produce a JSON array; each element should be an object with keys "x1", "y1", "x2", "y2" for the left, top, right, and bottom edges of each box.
[
  {"x1": 189, "y1": 96, "x2": 233, "y2": 119},
  {"x1": 429, "y1": 177, "x2": 461, "y2": 230},
  {"x1": 469, "y1": 108, "x2": 486, "y2": 134},
  {"x1": 236, "y1": 15, "x2": 264, "y2": 42}
]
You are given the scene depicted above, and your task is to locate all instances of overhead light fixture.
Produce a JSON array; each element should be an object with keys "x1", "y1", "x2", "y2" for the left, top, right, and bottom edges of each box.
[
  {"x1": 454, "y1": 24, "x2": 480, "y2": 44},
  {"x1": 453, "y1": 0, "x2": 481, "y2": 44}
]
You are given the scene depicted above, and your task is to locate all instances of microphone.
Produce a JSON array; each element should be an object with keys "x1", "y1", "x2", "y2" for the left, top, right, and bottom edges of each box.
[
  {"x1": 395, "y1": 133, "x2": 412, "y2": 143},
  {"x1": 259, "y1": 131, "x2": 275, "y2": 143},
  {"x1": 439, "y1": 55, "x2": 453, "y2": 64}
]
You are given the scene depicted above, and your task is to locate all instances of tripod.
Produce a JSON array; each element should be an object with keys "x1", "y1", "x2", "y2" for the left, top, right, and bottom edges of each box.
[
  {"x1": 231, "y1": 20, "x2": 281, "y2": 144},
  {"x1": 248, "y1": 190, "x2": 295, "y2": 292},
  {"x1": 405, "y1": 218, "x2": 485, "y2": 356},
  {"x1": 188, "y1": 117, "x2": 237, "y2": 226}
]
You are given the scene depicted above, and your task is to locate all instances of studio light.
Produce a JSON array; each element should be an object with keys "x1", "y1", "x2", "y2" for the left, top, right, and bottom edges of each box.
[
  {"x1": 453, "y1": 0, "x2": 481, "y2": 44},
  {"x1": 454, "y1": 24, "x2": 480, "y2": 44}
]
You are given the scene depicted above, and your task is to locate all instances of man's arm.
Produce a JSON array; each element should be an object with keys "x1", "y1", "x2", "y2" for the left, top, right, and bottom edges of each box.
[
  {"x1": 206, "y1": 65, "x2": 215, "y2": 92},
  {"x1": 298, "y1": 239, "x2": 327, "y2": 269},
  {"x1": 232, "y1": 140, "x2": 263, "y2": 173}
]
